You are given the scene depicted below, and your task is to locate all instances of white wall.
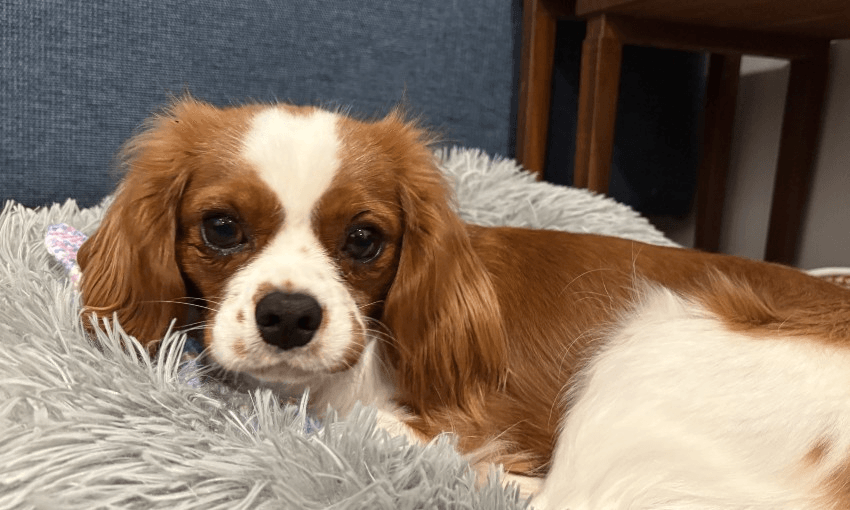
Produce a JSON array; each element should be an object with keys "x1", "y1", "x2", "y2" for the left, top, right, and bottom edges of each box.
[
  {"x1": 654, "y1": 41, "x2": 850, "y2": 270},
  {"x1": 795, "y1": 42, "x2": 850, "y2": 269}
]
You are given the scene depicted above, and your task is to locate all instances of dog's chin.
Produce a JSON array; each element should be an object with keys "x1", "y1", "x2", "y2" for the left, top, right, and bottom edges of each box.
[
  {"x1": 246, "y1": 359, "x2": 343, "y2": 383},
  {"x1": 207, "y1": 342, "x2": 363, "y2": 385}
]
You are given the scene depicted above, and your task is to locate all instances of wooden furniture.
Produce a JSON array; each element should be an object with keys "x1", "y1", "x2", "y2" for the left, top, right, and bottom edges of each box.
[{"x1": 517, "y1": 0, "x2": 850, "y2": 265}]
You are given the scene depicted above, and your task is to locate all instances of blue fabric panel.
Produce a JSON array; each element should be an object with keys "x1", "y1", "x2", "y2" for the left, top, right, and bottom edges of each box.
[{"x1": 1, "y1": 1, "x2": 519, "y2": 207}]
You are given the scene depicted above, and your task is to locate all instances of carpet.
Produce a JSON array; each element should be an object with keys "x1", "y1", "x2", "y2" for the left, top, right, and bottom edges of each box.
[{"x1": 0, "y1": 148, "x2": 673, "y2": 509}]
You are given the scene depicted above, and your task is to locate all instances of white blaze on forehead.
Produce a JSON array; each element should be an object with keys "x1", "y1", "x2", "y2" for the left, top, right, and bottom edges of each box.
[
  {"x1": 241, "y1": 107, "x2": 341, "y2": 222},
  {"x1": 212, "y1": 106, "x2": 362, "y2": 379}
]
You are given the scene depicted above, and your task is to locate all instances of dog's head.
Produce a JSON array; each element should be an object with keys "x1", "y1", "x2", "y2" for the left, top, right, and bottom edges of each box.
[{"x1": 78, "y1": 97, "x2": 505, "y2": 406}]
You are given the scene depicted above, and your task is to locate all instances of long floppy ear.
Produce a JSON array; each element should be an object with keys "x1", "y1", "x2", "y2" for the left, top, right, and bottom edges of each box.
[
  {"x1": 379, "y1": 114, "x2": 507, "y2": 411},
  {"x1": 77, "y1": 101, "x2": 200, "y2": 350}
]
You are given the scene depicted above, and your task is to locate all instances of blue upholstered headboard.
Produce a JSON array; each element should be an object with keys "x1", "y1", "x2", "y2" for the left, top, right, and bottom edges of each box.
[{"x1": 1, "y1": 1, "x2": 521, "y2": 208}]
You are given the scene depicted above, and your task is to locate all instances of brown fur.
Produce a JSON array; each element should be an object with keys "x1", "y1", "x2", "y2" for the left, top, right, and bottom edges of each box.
[
  {"x1": 805, "y1": 438, "x2": 832, "y2": 467},
  {"x1": 822, "y1": 458, "x2": 850, "y2": 510},
  {"x1": 79, "y1": 98, "x2": 850, "y2": 480}
]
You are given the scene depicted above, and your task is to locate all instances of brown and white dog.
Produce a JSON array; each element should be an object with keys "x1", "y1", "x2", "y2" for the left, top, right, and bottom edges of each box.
[{"x1": 79, "y1": 97, "x2": 850, "y2": 509}]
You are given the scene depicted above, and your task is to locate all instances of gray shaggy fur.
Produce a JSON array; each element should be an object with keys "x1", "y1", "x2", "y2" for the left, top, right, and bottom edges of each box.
[{"x1": 0, "y1": 148, "x2": 671, "y2": 509}]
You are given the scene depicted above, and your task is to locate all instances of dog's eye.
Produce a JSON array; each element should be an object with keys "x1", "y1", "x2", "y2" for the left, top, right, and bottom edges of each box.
[
  {"x1": 343, "y1": 226, "x2": 383, "y2": 262},
  {"x1": 201, "y1": 214, "x2": 246, "y2": 252}
]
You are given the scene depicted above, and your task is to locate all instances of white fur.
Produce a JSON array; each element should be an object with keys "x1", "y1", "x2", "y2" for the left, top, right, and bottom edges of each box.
[
  {"x1": 262, "y1": 339, "x2": 398, "y2": 416},
  {"x1": 532, "y1": 287, "x2": 850, "y2": 510},
  {"x1": 243, "y1": 107, "x2": 340, "y2": 220},
  {"x1": 209, "y1": 107, "x2": 393, "y2": 412}
]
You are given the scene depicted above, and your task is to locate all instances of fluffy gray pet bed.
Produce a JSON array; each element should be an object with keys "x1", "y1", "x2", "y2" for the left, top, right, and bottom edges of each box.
[{"x1": 0, "y1": 148, "x2": 673, "y2": 509}]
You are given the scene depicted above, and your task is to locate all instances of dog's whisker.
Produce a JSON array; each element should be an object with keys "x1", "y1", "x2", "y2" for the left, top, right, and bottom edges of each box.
[
  {"x1": 151, "y1": 299, "x2": 221, "y2": 314},
  {"x1": 357, "y1": 299, "x2": 385, "y2": 311},
  {"x1": 363, "y1": 321, "x2": 399, "y2": 354},
  {"x1": 180, "y1": 320, "x2": 210, "y2": 331}
]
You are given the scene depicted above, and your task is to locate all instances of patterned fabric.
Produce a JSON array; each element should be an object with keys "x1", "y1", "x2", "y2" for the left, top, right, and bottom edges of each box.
[
  {"x1": 823, "y1": 275, "x2": 850, "y2": 289},
  {"x1": 44, "y1": 223, "x2": 88, "y2": 288},
  {"x1": 807, "y1": 268, "x2": 850, "y2": 290}
]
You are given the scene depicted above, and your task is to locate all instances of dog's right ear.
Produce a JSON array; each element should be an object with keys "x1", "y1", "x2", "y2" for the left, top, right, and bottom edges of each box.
[{"x1": 77, "y1": 100, "x2": 204, "y2": 350}]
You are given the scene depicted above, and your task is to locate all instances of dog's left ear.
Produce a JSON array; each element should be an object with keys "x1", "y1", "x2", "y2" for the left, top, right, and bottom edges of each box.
[{"x1": 378, "y1": 113, "x2": 507, "y2": 412}]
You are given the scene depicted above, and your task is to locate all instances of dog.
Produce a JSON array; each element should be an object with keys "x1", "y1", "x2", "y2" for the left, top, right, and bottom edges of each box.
[{"x1": 78, "y1": 97, "x2": 850, "y2": 509}]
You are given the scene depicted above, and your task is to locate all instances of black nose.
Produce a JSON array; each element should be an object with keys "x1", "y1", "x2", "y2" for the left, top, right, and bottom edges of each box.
[{"x1": 255, "y1": 292, "x2": 323, "y2": 350}]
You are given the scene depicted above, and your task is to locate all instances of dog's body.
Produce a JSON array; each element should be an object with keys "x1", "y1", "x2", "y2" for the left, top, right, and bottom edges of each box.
[{"x1": 79, "y1": 98, "x2": 850, "y2": 509}]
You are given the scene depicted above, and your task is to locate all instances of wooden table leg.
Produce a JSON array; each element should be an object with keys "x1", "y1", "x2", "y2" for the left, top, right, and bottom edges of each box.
[
  {"x1": 694, "y1": 53, "x2": 741, "y2": 253},
  {"x1": 764, "y1": 43, "x2": 831, "y2": 265},
  {"x1": 574, "y1": 14, "x2": 623, "y2": 193},
  {"x1": 517, "y1": 0, "x2": 559, "y2": 179}
]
